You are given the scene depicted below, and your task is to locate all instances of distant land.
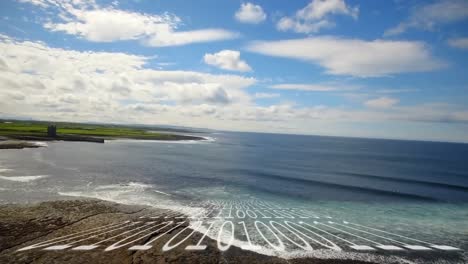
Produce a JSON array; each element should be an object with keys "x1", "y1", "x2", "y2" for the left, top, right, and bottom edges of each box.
[{"x1": 0, "y1": 119, "x2": 205, "y2": 149}]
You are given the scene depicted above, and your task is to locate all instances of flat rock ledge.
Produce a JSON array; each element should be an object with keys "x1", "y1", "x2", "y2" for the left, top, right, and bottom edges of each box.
[{"x1": 0, "y1": 200, "x2": 377, "y2": 264}]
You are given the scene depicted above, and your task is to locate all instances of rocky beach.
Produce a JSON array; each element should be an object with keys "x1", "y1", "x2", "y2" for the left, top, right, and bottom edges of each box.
[{"x1": 0, "y1": 200, "x2": 378, "y2": 264}]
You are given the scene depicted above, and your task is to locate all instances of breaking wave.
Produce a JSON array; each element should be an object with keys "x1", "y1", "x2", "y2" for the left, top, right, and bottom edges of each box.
[{"x1": 0, "y1": 175, "x2": 49, "y2": 182}]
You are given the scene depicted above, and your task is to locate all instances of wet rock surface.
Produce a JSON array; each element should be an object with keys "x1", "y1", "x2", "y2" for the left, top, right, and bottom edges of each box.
[
  {"x1": 0, "y1": 140, "x2": 44, "y2": 149},
  {"x1": 0, "y1": 200, "x2": 377, "y2": 264}
]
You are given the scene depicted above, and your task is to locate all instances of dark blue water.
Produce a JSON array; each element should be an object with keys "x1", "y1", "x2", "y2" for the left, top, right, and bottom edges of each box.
[
  {"x1": 2, "y1": 131, "x2": 468, "y2": 203},
  {"x1": 206, "y1": 132, "x2": 468, "y2": 203}
]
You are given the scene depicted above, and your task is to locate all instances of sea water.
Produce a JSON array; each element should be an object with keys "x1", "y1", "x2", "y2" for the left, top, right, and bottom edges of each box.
[{"x1": 1, "y1": 132, "x2": 467, "y2": 263}]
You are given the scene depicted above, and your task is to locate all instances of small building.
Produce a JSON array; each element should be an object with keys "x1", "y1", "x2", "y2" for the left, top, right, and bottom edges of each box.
[{"x1": 47, "y1": 125, "x2": 57, "y2": 137}]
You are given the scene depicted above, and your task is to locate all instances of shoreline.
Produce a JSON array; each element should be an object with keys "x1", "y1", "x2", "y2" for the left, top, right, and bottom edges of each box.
[
  {"x1": 0, "y1": 199, "x2": 377, "y2": 264},
  {"x1": 0, "y1": 140, "x2": 45, "y2": 149},
  {"x1": 0, "y1": 134, "x2": 208, "y2": 150}
]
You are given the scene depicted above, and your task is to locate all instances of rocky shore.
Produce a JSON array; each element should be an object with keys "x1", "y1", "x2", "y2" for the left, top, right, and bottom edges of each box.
[
  {"x1": 8, "y1": 135, "x2": 105, "y2": 143},
  {"x1": 0, "y1": 200, "x2": 377, "y2": 264},
  {"x1": 0, "y1": 140, "x2": 44, "y2": 149},
  {"x1": 0, "y1": 134, "x2": 205, "y2": 150}
]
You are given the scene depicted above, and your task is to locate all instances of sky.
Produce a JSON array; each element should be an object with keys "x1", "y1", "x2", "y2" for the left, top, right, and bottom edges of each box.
[{"x1": 0, "y1": 0, "x2": 468, "y2": 142}]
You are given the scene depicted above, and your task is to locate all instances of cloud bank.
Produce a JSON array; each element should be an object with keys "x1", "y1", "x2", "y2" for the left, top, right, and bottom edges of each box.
[
  {"x1": 277, "y1": 0, "x2": 358, "y2": 34},
  {"x1": 247, "y1": 37, "x2": 444, "y2": 77},
  {"x1": 385, "y1": 0, "x2": 468, "y2": 36},
  {"x1": 20, "y1": 0, "x2": 238, "y2": 46}
]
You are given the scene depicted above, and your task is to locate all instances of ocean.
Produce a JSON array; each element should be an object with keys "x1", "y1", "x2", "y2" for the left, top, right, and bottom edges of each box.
[{"x1": 1, "y1": 132, "x2": 467, "y2": 263}]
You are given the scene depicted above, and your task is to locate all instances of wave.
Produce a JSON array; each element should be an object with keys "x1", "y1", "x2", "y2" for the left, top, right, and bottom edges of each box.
[
  {"x1": 285, "y1": 164, "x2": 468, "y2": 195},
  {"x1": 55, "y1": 181, "x2": 418, "y2": 263},
  {"x1": 58, "y1": 182, "x2": 176, "y2": 210},
  {"x1": 172, "y1": 219, "x2": 417, "y2": 263},
  {"x1": 264, "y1": 162, "x2": 468, "y2": 193},
  {"x1": 108, "y1": 137, "x2": 215, "y2": 144},
  {"x1": 58, "y1": 182, "x2": 204, "y2": 224},
  {"x1": 199, "y1": 136, "x2": 216, "y2": 142},
  {"x1": 80, "y1": 182, "x2": 170, "y2": 196},
  {"x1": 0, "y1": 175, "x2": 48, "y2": 182},
  {"x1": 335, "y1": 171, "x2": 468, "y2": 192},
  {"x1": 124, "y1": 182, "x2": 171, "y2": 196},
  {"x1": 30, "y1": 141, "x2": 48, "y2": 147},
  {"x1": 95, "y1": 182, "x2": 154, "y2": 189},
  {"x1": 228, "y1": 169, "x2": 438, "y2": 202}
]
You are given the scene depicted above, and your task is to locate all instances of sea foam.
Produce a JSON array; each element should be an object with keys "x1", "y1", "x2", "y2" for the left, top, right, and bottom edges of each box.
[
  {"x1": 107, "y1": 136, "x2": 215, "y2": 145},
  {"x1": 31, "y1": 141, "x2": 48, "y2": 147},
  {"x1": 56, "y1": 182, "x2": 415, "y2": 264},
  {"x1": 0, "y1": 175, "x2": 48, "y2": 182}
]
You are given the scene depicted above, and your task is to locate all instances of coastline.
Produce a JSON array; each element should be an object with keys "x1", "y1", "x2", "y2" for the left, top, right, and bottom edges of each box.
[
  {"x1": 0, "y1": 120, "x2": 207, "y2": 149},
  {"x1": 0, "y1": 140, "x2": 45, "y2": 149},
  {"x1": 0, "y1": 199, "x2": 377, "y2": 264},
  {"x1": 0, "y1": 135, "x2": 207, "y2": 150}
]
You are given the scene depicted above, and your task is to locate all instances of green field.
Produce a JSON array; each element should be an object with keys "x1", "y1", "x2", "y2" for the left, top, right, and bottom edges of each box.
[{"x1": 0, "y1": 120, "x2": 202, "y2": 141}]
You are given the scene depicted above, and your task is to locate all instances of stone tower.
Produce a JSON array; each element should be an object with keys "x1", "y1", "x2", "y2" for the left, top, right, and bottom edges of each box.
[{"x1": 47, "y1": 125, "x2": 57, "y2": 137}]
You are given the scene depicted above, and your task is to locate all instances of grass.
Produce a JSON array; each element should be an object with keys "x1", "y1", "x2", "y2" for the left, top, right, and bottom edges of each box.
[{"x1": 0, "y1": 120, "x2": 201, "y2": 140}]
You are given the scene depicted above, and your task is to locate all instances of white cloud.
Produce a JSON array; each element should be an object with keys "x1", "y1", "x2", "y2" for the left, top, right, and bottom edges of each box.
[
  {"x1": 277, "y1": 17, "x2": 334, "y2": 34},
  {"x1": 144, "y1": 29, "x2": 238, "y2": 47},
  {"x1": 247, "y1": 37, "x2": 444, "y2": 77},
  {"x1": 17, "y1": 0, "x2": 49, "y2": 8},
  {"x1": 254, "y1": 92, "x2": 280, "y2": 99},
  {"x1": 448, "y1": 37, "x2": 468, "y2": 49},
  {"x1": 271, "y1": 83, "x2": 342, "y2": 91},
  {"x1": 235, "y1": 2, "x2": 267, "y2": 24},
  {"x1": 385, "y1": 0, "x2": 468, "y2": 36},
  {"x1": 296, "y1": 0, "x2": 358, "y2": 20},
  {"x1": 0, "y1": 35, "x2": 257, "y2": 124},
  {"x1": 19, "y1": 0, "x2": 238, "y2": 46},
  {"x1": 276, "y1": 0, "x2": 358, "y2": 34},
  {"x1": 364, "y1": 97, "x2": 399, "y2": 109},
  {"x1": 204, "y1": 50, "x2": 252, "y2": 72},
  {"x1": 1, "y1": 34, "x2": 468, "y2": 142}
]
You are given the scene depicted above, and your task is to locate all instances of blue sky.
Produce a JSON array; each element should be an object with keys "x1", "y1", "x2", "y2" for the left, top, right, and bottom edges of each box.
[{"x1": 1, "y1": 0, "x2": 468, "y2": 142}]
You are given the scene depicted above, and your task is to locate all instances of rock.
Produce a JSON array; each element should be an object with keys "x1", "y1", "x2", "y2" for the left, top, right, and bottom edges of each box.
[
  {"x1": 0, "y1": 140, "x2": 44, "y2": 149},
  {"x1": 0, "y1": 200, "x2": 377, "y2": 264}
]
